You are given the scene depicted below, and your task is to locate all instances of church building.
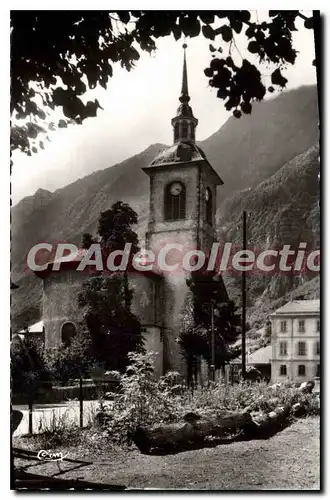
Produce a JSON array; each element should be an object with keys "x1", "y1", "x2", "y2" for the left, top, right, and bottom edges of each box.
[{"x1": 35, "y1": 46, "x2": 228, "y2": 378}]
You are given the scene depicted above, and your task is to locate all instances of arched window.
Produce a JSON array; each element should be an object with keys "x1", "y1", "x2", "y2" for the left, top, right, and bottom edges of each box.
[
  {"x1": 61, "y1": 322, "x2": 77, "y2": 346},
  {"x1": 205, "y1": 187, "x2": 212, "y2": 225},
  {"x1": 164, "y1": 182, "x2": 186, "y2": 221},
  {"x1": 181, "y1": 121, "x2": 188, "y2": 139},
  {"x1": 190, "y1": 124, "x2": 195, "y2": 141}
]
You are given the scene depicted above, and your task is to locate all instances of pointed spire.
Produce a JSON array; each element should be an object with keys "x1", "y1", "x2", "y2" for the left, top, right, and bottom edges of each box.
[
  {"x1": 180, "y1": 43, "x2": 190, "y2": 103},
  {"x1": 171, "y1": 43, "x2": 198, "y2": 144}
]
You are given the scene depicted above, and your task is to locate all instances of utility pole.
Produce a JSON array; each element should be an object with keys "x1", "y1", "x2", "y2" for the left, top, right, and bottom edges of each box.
[
  {"x1": 241, "y1": 211, "x2": 247, "y2": 380},
  {"x1": 211, "y1": 299, "x2": 215, "y2": 382}
]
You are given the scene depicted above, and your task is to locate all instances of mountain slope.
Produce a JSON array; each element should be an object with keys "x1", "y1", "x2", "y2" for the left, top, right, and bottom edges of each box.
[
  {"x1": 204, "y1": 84, "x2": 319, "y2": 200},
  {"x1": 219, "y1": 143, "x2": 320, "y2": 323},
  {"x1": 11, "y1": 85, "x2": 319, "y2": 329}
]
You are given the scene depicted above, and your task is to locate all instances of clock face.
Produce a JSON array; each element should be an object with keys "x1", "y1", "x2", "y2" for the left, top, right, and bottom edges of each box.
[{"x1": 170, "y1": 182, "x2": 183, "y2": 196}]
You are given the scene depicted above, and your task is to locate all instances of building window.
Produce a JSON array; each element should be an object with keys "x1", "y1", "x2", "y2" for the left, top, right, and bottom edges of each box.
[
  {"x1": 298, "y1": 319, "x2": 305, "y2": 333},
  {"x1": 181, "y1": 121, "x2": 188, "y2": 139},
  {"x1": 315, "y1": 364, "x2": 320, "y2": 377},
  {"x1": 297, "y1": 341, "x2": 306, "y2": 356},
  {"x1": 205, "y1": 187, "x2": 212, "y2": 225},
  {"x1": 298, "y1": 364, "x2": 306, "y2": 376},
  {"x1": 316, "y1": 319, "x2": 320, "y2": 332},
  {"x1": 280, "y1": 320, "x2": 287, "y2": 333},
  {"x1": 190, "y1": 124, "x2": 195, "y2": 141},
  {"x1": 315, "y1": 341, "x2": 320, "y2": 355},
  {"x1": 280, "y1": 365, "x2": 287, "y2": 376},
  {"x1": 279, "y1": 341, "x2": 288, "y2": 356},
  {"x1": 174, "y1": 123, "x2": 180, "y2": 142},
  {"x1": 61, "y1": 322, "x2": 77, "y2": 346},
  {"x1": 164, "y1": 182, "x2": 186, "y2": 221}
]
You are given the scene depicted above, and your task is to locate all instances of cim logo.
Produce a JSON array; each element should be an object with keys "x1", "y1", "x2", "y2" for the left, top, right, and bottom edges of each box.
[{"x1": 37, "y1": 450, "x2": 68, "y2": 462}]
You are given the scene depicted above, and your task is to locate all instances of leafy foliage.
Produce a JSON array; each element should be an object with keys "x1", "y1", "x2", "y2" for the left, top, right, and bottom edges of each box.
[
  {"x1": 11, "y1": 11, "x2": 315, "y2": 154},
  {"x1": 78, "y1": 274, "x2": 144, "y2": 371},
  {"x1": 81, "y1": 232, "x2": 96, "y2": 249},
  {"x1": 179, "y1": 271, "x2": 241, "y2": 380},
  {"x1": 96, "y1": 352, "x2": 184, "y2": 444},
  {"x1": 43, "y1": 330, "x2": 95, "y2": 385},
  {"x1": 11, "y1": 336, "x2": 51, "y2": 399},
  {"x1": 97, "y1": 201, "x2": 139, "y2": 255}
]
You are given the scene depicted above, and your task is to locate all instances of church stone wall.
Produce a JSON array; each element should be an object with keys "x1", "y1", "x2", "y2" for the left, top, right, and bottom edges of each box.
[
  {"x1": 43, "y1": 270, "x2": 86, "y2": 349},
  {"x1": 142, "y1": 326, "x2": 163, "y2": 378},
  {"x1": 162, "y1": 274, "x2": 191, "y2": 377},
  {"x1": 43, "y1": 270, "x2": 164, "y2": 376}
]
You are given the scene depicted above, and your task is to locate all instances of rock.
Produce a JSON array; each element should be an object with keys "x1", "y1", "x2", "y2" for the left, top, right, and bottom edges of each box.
[
  {"x1": 299, "y1": 380, "x2": 315, "y2": 394},
  {"x1": 292, "y1": 402, "x2": 306, "y2": 417}
]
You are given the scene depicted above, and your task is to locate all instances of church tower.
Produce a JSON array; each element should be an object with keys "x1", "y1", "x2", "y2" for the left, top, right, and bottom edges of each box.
[{"x1": 143, "y1": 44, "x2": 223, "y2": 259}]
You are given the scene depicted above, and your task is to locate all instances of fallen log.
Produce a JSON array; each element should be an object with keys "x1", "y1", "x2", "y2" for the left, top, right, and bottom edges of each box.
[
  {"x1": 132, "y1": 411, "x2": 252, "y2": 454},
  {"x1": 242, "y1": 404, "x2": 291, "y2": 438}
]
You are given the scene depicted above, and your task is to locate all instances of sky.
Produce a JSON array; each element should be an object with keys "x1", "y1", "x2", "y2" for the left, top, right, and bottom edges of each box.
[{"x1": 11, "y1": 12, "x2": 317, "y2": 205}]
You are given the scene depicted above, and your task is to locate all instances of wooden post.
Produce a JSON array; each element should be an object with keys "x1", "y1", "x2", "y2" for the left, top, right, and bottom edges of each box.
[
  {"x1": 28, "y1": 396, "x2": 33, "y2": 435},
  {"x1": 79, "y1": 375, "x2": 83, "y2": 428},
  {"x1": 241, "y1": 211, "x2": 247, "y2": 380},
  {"x1": 211, "y1": 299, "x2": 215, "y2": 382}
]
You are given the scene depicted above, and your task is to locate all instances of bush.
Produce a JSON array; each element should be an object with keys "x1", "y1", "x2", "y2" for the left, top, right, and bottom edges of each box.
[
  {"x1": 11, "y1": 336, "x2": 52, "y2": 400},
  {"x1": 43, "y1": 333, "x2": 95, "y2": 385},
  {"x1": 97, "y1": 352, "x2": 185, "y2": 444}
]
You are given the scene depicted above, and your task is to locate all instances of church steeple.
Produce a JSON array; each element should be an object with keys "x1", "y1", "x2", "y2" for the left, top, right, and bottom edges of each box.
[
  {"x1": 171, "y1": 44, "x2": 198, "y2": 144},
  {"x1": 180, "y1": 45, "x2": 189, "y2": 102}
]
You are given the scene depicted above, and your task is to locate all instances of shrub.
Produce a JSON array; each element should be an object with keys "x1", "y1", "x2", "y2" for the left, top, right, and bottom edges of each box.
[
  {"x1": 43, "y1": 333, "x2": 95, "y2": 385},
  {"x1": 11, "y1": 336, "x2": 51, "y2": 401},
  {"x1": 98, "y1": 352, "x2": 185, "y2": 444}
]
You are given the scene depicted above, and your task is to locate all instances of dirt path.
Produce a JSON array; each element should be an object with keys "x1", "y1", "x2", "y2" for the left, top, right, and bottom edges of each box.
[{"x1": 14, "y1": 417, "x2": 320, "y2": 490}]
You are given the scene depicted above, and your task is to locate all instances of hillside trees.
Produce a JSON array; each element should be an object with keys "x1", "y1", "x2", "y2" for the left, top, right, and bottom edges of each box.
[{"x1": 11, "y1": 11, "x2": 316, "y2": 155}]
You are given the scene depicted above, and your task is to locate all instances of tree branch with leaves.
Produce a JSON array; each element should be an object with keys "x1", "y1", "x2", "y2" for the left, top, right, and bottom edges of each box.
[{"x1": 11, "y1": 10, "x2": 316, "y2": 157}]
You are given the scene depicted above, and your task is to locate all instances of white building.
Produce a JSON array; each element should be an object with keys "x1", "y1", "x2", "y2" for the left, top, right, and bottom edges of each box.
[{"x1": 270, "y1": 299, "x2": 320, "y2": 382}]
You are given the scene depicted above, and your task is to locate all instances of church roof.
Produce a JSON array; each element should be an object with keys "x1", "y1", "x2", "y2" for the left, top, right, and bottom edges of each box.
[
  {"x1": 144, "y1": 141, "x2": 224, "y2": 185},
  {"x1": 19, "y1": 320, "x2": 44, "y2": 334},
  {"x1": 149, "y1": 142, "x2": 205, "y2": 167},
  {"x1": 34, "y1": 248, "x2": 163, "y2": 279}
]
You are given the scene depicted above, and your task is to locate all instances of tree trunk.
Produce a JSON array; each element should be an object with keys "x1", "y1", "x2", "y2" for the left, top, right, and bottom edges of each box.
[
  {"x1": 242, "y1": 404, "x2": 291, "y2": 437},
  {"x1": 132, "y1": 410, "x2": 252, "y2": 453}
]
